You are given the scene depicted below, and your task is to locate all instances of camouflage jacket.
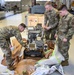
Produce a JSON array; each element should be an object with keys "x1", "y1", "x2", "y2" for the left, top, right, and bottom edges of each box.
[
  {"x1": 57, "y1": 13, "x2": 74, "y2": 40},
  {"x1": 0, "y1": 26, "x2": 26, "y2": 47},
  {"x1": 44, "y1": 8, "x2": 59, "y2": 29}
]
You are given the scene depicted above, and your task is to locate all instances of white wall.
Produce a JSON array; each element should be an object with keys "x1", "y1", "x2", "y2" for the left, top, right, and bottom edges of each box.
[{"x1": 0, "y1": 0, "x2": 5, "y2": 6}]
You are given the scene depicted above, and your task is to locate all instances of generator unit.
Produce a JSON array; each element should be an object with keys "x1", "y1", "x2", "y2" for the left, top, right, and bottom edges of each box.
[{"x1": 24, "y1": 24, "x2": 44, "y2": 58}]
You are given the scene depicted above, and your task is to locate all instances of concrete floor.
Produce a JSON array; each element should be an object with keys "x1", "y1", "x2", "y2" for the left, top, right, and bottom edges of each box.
[{"x1": 0, "y1": 11, "x2": 74, "y2": 75}]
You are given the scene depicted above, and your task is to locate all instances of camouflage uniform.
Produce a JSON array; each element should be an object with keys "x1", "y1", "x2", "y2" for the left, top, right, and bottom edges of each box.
[
  {"x1": 57, "y1": 13, "x2": 74, "y2": 60},
  {"x1": 0, "y1": 26, "x2": 26, "y2": 66},
  {"x1": 44, "y1": 8, "x2": 59, "y2": 40}
]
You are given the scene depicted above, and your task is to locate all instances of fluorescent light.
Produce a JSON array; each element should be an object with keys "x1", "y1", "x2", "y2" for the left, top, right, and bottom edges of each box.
[
  {"x1": 5, "y1": 0, "x2": 21, "y2": 2},
  {"x1": 36, "y1": 0, "x2": 52, "y2": 1}
]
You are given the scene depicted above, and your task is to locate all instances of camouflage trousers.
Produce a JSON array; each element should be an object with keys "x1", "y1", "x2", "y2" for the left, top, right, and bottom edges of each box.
[
  {"x1": 0, "y1": 38, "x2": 13, "y2": 66},
  {"x1": 57, "y1": 38, "x2": 70, "y2": 60},
  {"x1": 44, "y1": 29, "x2": 56, "y2": 40}
]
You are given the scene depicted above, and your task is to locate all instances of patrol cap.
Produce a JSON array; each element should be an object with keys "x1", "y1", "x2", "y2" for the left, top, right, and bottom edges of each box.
[
  {"x1": 59, "y1": 5, "x2": 67, "y2": 10},
  {"x1": 20, "y1": 23, "x2": 26, "y2": 28}
]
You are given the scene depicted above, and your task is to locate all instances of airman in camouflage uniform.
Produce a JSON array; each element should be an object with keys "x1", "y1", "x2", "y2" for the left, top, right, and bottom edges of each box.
[
  {"x1": 0, "y1": 23, "x2": 26, "y2": 70},
  {"x1": 43, "y1": 1, "x2": 59, "y2": 40},
  {"x1": 57, "y1": 5, "x2": 74, "y2": 63}
]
